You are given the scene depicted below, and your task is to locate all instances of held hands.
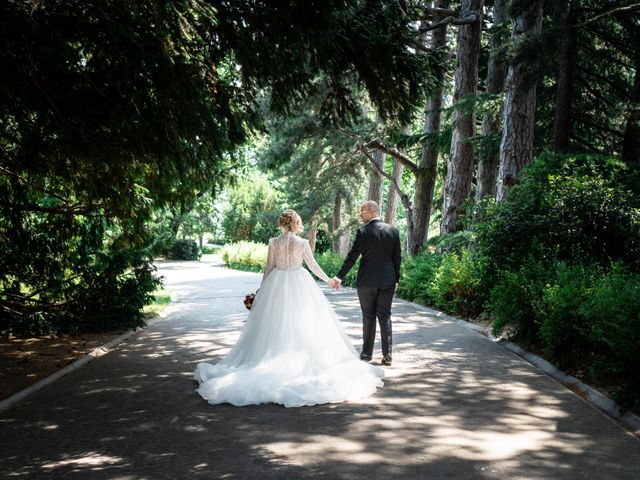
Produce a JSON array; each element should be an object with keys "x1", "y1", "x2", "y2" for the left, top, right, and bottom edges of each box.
[{"x1": 329, "y1": 277, "x2": 342, "y2": 290}]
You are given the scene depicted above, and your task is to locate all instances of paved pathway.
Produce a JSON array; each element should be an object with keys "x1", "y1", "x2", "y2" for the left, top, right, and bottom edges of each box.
[{"x1": 1, "y1": 260, "x2": 639, "y2": 479}]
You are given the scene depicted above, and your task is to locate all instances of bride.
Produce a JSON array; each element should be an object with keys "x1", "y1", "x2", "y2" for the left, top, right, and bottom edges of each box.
[{"x1": 193, "y1": 209, "x2": 384, "y2": 407}]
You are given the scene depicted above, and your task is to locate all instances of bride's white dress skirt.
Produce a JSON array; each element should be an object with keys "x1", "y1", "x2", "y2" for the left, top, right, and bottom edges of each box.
[{"x1": 193, "y1": 267, "x2": 384, "y2": 407}]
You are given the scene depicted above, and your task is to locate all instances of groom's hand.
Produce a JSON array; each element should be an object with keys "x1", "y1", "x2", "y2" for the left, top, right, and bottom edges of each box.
[{"x1": 331, "y1": 277, "x2": 342, "y2": 290}]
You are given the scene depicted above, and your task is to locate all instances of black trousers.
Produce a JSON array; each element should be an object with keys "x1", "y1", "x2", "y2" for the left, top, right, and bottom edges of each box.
[{"x1": 356, "y1": 285, "x2": 394, "y2": 357}]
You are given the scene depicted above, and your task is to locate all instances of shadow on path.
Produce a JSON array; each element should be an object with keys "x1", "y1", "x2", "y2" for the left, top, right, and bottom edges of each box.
[{"x1": 1, "y1": 261, "x2": 639, "y2": 479}]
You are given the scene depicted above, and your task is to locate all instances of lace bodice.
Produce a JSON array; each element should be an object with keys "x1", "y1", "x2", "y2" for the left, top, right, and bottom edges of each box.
[{"x1": 262, "y1": 233, "x2": 331, "y2": 284}]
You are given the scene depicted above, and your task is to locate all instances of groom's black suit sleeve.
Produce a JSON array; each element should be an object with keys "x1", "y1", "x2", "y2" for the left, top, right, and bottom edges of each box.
[{"x1": 392, "y1": 230, "x2": 401, "y2": 283}]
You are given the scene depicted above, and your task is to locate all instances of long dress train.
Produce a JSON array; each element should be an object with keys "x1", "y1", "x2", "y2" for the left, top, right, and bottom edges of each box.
[{"x1": 193, "y1": 232, "x2": 384, "y2": 407}]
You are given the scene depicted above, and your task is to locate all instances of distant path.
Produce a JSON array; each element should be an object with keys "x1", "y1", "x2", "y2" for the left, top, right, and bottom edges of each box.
[{"x1": 1, "y1": 260, "x2": 639, "y2": 479}]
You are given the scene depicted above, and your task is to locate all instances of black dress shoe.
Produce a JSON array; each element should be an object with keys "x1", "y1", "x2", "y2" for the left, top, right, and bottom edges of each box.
[
  {"x1": 360, "y1": 354, "x2": 372, "y2": 361},
  {"x1": 381, "y1": 354, "x2": 392, "y2": 365}
]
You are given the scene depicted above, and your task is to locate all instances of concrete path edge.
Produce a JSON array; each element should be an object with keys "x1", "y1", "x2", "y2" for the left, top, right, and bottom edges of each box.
[
  {"x1": 0, "y1": 305, "x2": 175, "y2": 414},
  {"x1": 492, "y1": 336, "x2": 640, "y2": 436},
  {"x1": 408, "y1": 302, "x2": 640, "y2": 437}
]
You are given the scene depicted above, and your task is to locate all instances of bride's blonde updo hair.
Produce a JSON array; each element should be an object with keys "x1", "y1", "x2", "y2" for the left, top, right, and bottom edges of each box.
[{"x1": 278, "y1": 209, "x2": 303, "y2": 234}]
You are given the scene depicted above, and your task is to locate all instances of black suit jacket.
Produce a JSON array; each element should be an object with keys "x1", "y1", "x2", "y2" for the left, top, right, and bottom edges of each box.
[{"x1": 336, "y1": 219, "x2": 401, "y2": 287}]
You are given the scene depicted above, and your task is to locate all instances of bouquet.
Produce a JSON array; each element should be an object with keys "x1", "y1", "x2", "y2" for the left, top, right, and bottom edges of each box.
[{"x1": 243, "y1": 292, "x2": 257, "y2": 310}]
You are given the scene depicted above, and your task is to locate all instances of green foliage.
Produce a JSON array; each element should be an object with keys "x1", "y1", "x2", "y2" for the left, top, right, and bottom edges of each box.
[
  {"x1": 221, "y1": 173, "x2": 283, "y2": 244},
  {"x1": 3, "y1": 244, "x2": 161, "y2": 336},
  {"x1": 395, "y1": 249, "x2": 483, "y2": 318},
  {"x1": 427, "y1": 231, "x2": 476, "y2": 254},
  {"x1": 200, "y1": 245, "x2": 218, "y2": 255},
  {"x1": 489, "y1": 260, "x2": 549, "y2": 343},
  {"x1": 396, "y1": 254, "x2": 442, "y2": 303},
  {"x1": 1, "y1": 0, "x2": 430, "y2": 335},
  {"x1": 428, "y1": 250, "x2": 483, "y2": 317},
  {"x1": 583, "y1": 265, "x2": 640, "y2": 409},
  {"x1": 220, "y1": 242, "x2": 268, "y2": 273},
  {"x1": 314, "y1": 251, "x2": 359, "y2": 287},
  {"x1": 168, "y1": 240, "x2": 200, "y2": 261},
  {"x1": 474, "y1": 153, "x2": 640, "y2": 408},
  {"x1": 476, "y1": 154, "x2": 640, "y2": 279},
  {"x1": 538, "y1": 263, "x2": 596, "y2": 365},
  {"x1": 489, "y1": 259, "x2": 640, "y2": 410},
  {"x1": 72, "y1": 255, "x2": 161, "y2": 333}
]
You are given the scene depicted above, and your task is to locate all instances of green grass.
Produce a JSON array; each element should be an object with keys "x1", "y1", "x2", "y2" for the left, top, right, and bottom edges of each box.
[{"x1": 143, "y1": 289, "x2": 172, "y2": 319}]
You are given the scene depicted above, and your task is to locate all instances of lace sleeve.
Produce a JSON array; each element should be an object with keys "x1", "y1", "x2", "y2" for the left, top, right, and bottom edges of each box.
[
  {"x1": 302, "y1": 240, "x2": 331, "y2": 283},
  {"x1": 261, "y1": 239, "x2": 276, "y2": 284}
]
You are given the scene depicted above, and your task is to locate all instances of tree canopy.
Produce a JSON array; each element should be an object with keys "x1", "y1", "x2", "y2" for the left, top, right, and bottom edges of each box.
[{"x1": 0, "y1": 0, "x2": 433, "y2": 334}]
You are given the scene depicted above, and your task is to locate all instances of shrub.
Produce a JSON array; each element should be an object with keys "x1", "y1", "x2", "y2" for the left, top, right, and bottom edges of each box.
[
  {"x1": 315, "y1": 250, "x2": 359, "y2": 287},
  {"x1": 168, "y1": 239, "x2": 200, "y2": 260},
  {"x1": 428, "y1": 249, "x2": 483, "y2": 317},
  {"x1": 475, "y1": 153, "x2": 640, "y2": 280},
  {"x1": 219, "y1": 241, "x2": 268, "y2": 272},
  {"x1": 538, "y1": 263, "x2": 597, "y2": 367},
  {"x1": 583, "y1": 265, "x2": 640, "y2": 409},
  {"x1": 489, "y1": 258, "x2": 640, "y2": 410},
  {"x1": 396, "y1": 253, "x2": 442, "y2": 303},
  {"x1": 200, "y1": 244, "x2": 218, "y2": 254},
  {"x1": 489, "y1": 259, "x2": 550, "y2": 343},
  {"x1": 427, "y1": 230, "x2": 476, "y2": 254},
  {"x1": 72, "y1": 255, "x2": 161, "y2": 332}
]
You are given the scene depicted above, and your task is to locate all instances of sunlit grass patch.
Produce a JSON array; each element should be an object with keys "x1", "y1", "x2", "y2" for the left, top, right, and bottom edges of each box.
[{"x1": 143, "y1": 289, "x2": 171, "y2": 319}]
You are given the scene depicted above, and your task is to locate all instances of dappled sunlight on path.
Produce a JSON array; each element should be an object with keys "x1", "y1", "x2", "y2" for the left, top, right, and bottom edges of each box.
[{"x1": 0, "y1": 261, "x2": 638, "y2": 479}]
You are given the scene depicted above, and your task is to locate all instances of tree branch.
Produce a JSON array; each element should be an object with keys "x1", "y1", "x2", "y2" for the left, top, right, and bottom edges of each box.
[
  {"x1": 577, "y1": 65, "x2": 631, "y2": 99},
  {"x1": 422, "y1": 6, "x2": 457, "y2": 17},
  {"x1": 576, "y1": 75, "x2": 617, "y2": 109},
  {"x1": 577, "y1": 3, "x2": 640, "y2": 28},
  {"x1": 569, "y1": 133, "x2": 604, "y2": 153},
  {"x1": 419, "y1": 14, "x2": 479, "y2": 33},
  {"x1": 0, "y1": 165, "x2": 73, "y2": 205},
  {"x1": 410, "y1": 39, "x2": 432, "y2": 54},
  {"x1": 339, "y1": 127, "x2": 418, "y2": 173},
  {"x1": 574, "y1": 116, "x2": 626, "y2": 138},
  {"x1": 357, "y1": 146, "x2": 413, "y2": 214},
  {"x1": 362, "y1": 139, "x2": 418, "y2": 172},
  {"x1": 13, "y1": 203, "x2": 101, "y2": 216}
]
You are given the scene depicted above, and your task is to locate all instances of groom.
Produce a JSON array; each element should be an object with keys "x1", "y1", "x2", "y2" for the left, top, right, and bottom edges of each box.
[{"x1": 330, "y1": 200, "x2": 401, "y2": 366}]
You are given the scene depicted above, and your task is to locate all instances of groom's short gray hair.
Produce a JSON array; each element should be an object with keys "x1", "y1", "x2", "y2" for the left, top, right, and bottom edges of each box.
[{"x1": 361, "y1": 200, "x2": 380, "y2": 213}]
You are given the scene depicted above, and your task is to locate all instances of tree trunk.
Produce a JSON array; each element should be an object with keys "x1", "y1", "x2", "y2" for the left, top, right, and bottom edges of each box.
[
  {"x1": 441, "y1": 0, "x2": 483, "y2": 234},
  {"x1": 622, "y1": 58, "x2": 640, "y2": 165},
  {"x1": 307, "y1": 217, "x2": 318, "y2": 252},
  {"x1": 412, "y1": 7, "x2": 448, "y2": 255},
  {"x1": 338, "y1": 228, "x2": 351, "y2": 256},
  {"x1": 384, "y1": 159, "x2": 404, "y2": 226},
  {"x1": 553, "y1": 3, "x2": 578, "y2": 152},
  {"x1": 496, "y1": 1, "x2": 543, "y2": 202},
  {"x1": 366, "y1": 115, "x2": 385, "y2": 206},
  {"x1": 361, "y1": 146, "x2": 414, "y2": 256},
  {"x1": 332, "y1": 191, "x2": 342, "y2": 253},
  {"x1": 475, "y1": 0, "x2": 507, "y2": 203}
]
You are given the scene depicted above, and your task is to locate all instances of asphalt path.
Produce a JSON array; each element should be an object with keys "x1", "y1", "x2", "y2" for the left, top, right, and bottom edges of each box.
[{"x1": 1, "y1": 259, "x2": 639, "y2": 479}]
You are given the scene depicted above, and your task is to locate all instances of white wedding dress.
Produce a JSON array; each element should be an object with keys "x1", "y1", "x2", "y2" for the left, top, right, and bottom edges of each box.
[{"x1": 193, "y1": 232, "x2": 384, "y2": 407}]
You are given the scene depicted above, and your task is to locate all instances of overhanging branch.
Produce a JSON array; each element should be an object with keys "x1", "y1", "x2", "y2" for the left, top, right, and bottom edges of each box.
[
  {"x1": 422, "y1": 6, "x2": 457, "y2": 17},
  {"x1": 362, "y1": 139, "x2": 418, "y2": 173},
  {"x1": 577, "y1": 3, "x2": 640, "y2": 28},
  {"x1": 357, "y1": 145, "x2": 413, "y2": 213},
  {"x1": 419, "y1": 14, "x2": 479, "y2": 33}
]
